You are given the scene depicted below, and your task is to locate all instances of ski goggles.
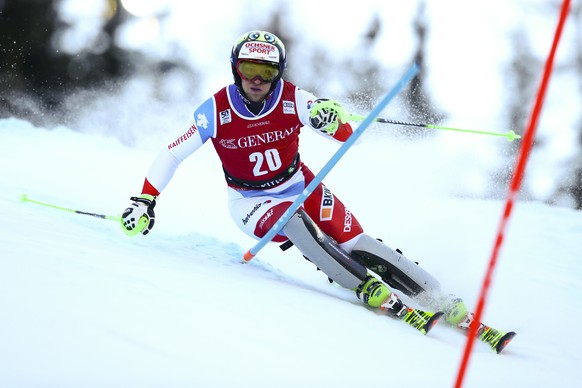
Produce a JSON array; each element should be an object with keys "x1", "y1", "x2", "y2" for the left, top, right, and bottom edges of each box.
[{"x1": 236, "y1": 60, "x2": 280, "y2": 83}]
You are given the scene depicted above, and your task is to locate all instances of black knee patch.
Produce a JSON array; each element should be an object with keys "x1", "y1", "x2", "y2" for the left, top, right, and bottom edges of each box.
[
  {"x1": 351, "y1": 249, "x2": 424, "y2": 296},
  {"x1": 351, "y1": 235, "x2": 441, "y2": 298}
]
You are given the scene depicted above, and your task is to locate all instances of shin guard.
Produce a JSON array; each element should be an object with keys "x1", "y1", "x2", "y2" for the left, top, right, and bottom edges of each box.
[{"x1": 283, "y1": 209, "x2": 367, "y2": 289}]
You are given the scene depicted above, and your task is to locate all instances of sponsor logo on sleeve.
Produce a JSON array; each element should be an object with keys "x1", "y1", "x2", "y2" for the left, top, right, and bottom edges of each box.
[
  {"x1": 168, "y1": 124, "x2": 198, "y2": 150},
  {"x1": 196, "y1": 113, "x2": 209, "y2": 129}
]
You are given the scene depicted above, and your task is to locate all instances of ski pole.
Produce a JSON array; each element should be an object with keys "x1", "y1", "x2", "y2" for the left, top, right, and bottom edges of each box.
[
  {"x1": 242, "y1": 63, "x2": 420, "y2": 263},
  {"x1": 349, "y1": 114, "x2": 522, "y2": 142},
  {"x1": 20, "y1": 194, "x2": 121, "y2": 221}
]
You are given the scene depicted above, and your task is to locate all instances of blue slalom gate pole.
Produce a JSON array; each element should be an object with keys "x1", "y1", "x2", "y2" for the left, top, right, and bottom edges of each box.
[{"x1": 243, "y1": 63, "x2": 419, "y2": 262}]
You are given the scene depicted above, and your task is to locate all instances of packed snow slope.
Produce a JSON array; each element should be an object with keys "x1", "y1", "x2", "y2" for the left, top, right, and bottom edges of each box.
[{"x1": 1, "y1": 117, "x2": 581, "y2": 387}]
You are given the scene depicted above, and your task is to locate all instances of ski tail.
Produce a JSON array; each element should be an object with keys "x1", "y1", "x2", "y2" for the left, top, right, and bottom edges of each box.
[
  {"x1": 478, "y1": 325, "x2": 516, "y2": 354},
  {"x1": 445, "y1": 302, "x2": 516, "y2": 354},
  {"x1": 400, "y1": 308, "x2": 444, "y2": 335},
  {"x1": 457, "y1": 315, "x2": 516, "y2": 354}
]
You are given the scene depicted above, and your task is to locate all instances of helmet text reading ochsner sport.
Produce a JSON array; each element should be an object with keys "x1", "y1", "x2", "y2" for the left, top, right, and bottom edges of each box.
[{"x1": 244, "y1": 42, "x2": 276, "y2": 56}]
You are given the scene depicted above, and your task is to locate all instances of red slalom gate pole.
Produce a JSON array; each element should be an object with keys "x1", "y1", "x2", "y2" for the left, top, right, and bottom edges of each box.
[{"x1": 454, "y1": 1, "x2": 571, "y2": 387}]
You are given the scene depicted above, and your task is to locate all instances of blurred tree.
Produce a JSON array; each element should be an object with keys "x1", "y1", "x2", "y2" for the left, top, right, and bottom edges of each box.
[
  {"x1": 502, "y1": 2, "x2": 581, "y2": 210},
  {"x1": 567, "y1": 131, "x2": 582, "y2": 209},
  {"x1": 506, "y1": 30, "x2": 539, "y2": 136},
  {"x1": 495, "y1": 28, "x2": 539, "y2": 199},
  {"x1": 557, "y1": 2, "x2": 582, "y2": 209},
  {"x1": 401, "y1": 1, "x2": 445, "y2": 136},
  {"x1": 343, "y1": 13, "x2": 384, "y2": 111},
  {"x1": 253, "y1": 1, "x2": 387, "y2": 113},
  {"x1": 0, "y1": 0, "x2": 133, "y2": 125}
]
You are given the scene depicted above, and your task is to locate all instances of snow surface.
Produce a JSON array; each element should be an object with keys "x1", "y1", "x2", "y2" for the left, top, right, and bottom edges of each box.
[{"x1": 1, "y1": 116, "x2": 581, "y2": 387}]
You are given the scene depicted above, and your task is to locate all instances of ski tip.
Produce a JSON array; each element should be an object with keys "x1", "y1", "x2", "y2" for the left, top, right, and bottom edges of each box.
[
  {"x1": 422, "y1": 311, "x2": 444, "y2": 335},
  {"x1": 494, "y1": 331, "x2": 516, "y2": 354}
]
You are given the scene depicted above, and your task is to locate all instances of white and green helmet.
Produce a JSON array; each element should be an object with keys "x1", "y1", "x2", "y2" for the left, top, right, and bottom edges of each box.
[{"x1": 230, "y1": 30, "x2": 287, "y2": 89}]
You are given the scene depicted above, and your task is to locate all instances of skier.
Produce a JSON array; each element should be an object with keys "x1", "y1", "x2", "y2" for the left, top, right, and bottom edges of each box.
[{"x1": 121, "y1": 30, "x2": 513, "y2": 351}]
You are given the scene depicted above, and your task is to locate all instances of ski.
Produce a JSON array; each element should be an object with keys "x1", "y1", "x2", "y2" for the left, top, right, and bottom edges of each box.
[
  {"x1": 445, "y1": 305, "x2": 516, "y2": 354},
  {"x1": 388, "y1": 307, "x2": 515, "y2": 352},
  {"x1": 454, "y1": 317, "x2": 516, "y2": 354},
  {"x1": 475, "y1": 324, "x2": 516, "y2": 354},
  {"x1": 398, "y1": 307, "x2": 444, "y2": 335}
]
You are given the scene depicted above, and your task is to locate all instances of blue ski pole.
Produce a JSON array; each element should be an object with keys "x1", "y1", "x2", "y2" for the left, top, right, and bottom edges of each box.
[{"x1": 243, "y1": 63, "x2": 419, "y2": 262}]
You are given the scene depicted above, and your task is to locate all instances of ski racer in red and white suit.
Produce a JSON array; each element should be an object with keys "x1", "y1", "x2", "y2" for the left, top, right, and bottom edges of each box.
[
  {"x1": 141, "y1": 80, "x2": 364, "y2": 250},
  {"x1": 121, "y1": 31, "x2": 488, "y2": 335}
]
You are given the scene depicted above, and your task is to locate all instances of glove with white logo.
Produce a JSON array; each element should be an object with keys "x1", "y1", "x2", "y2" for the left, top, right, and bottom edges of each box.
[
  {"x1": 121, "y1": 194, "x2": 156, "y2": 236},
  {"x1": 309, "y1": 99, "x2": 349, "y2": 135}
]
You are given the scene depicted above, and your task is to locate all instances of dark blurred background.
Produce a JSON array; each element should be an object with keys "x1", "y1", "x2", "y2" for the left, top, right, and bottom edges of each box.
[{"x1": 1, "y1": 0, "x2": 130, "y2": 123}]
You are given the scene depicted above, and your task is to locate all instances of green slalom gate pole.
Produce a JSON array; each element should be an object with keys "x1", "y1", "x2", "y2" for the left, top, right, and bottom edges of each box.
[
  {"x1": 349, "y1": 114, "x2": 522, "y2": 142},
  {"x1": 20, "y1": 194, "x2": 121, "y2": 221},
  {"x1": 242, "y1": 63, "x2": 420, "y2": 263}
]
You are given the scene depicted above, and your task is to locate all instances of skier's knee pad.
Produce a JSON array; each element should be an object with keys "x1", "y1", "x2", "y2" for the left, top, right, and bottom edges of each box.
[
  {"x1": 283, "y1": 208, "x2": 367, "y2": 289},
  {"x1": 351, "y1": 234, "x2": 441, "y2": 298}
]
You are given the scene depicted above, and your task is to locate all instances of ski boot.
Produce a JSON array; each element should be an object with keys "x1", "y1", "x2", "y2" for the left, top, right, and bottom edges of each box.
[
  {"x1": 355, "y1": 275, "x2": 443, "y2": 335},
  {"x1": 444, "y1": 298, "x2": 516, "y2": 354}
]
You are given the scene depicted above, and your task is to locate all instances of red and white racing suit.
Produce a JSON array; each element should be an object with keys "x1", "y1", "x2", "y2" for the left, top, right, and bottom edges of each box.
[{"x1": 140, "y1": 80, "x2": 364, "y2": 250}]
